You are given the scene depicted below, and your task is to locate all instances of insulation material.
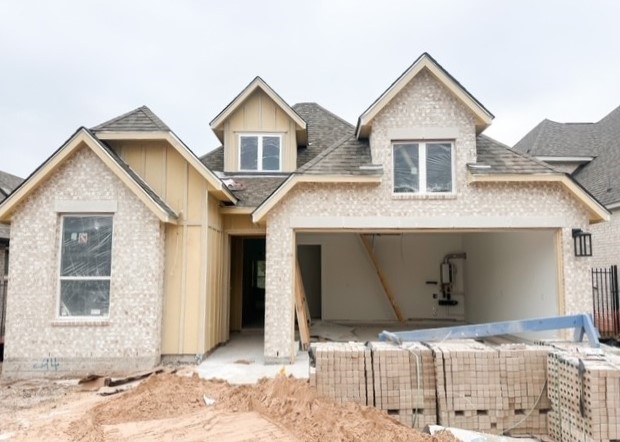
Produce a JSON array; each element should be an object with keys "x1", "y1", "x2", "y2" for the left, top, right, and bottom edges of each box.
[{"x1": 59, "y1": 216, "x2": 113, "y2": 317}]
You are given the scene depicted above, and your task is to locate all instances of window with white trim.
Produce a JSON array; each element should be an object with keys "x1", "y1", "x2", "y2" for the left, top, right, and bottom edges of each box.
[
  {"x1": 393, "y1": 142, "x2": 453, "y2": 193},
  {"x1": 59, "y1": 215, "x2": 113, "y2": 317},
  {"x1": 239, "y1": 134, "x2": 281, "y2": 171}
]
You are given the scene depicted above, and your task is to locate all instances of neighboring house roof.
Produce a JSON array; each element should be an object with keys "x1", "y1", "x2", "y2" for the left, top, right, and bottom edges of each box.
[
  {"x1": 91, "y1": 105, "x2": 170, "y2": 132},
  {"x1": 0, "y1": 170, "x2": 23, "y2": 241},
  {"x1": 514, "y1": 105, "x2": 620, "y2": 206},
  {"x1": 210, "y1": 76, "x2": 307, "y2": 144},
  {"x1": 0, "y1": 170, "x2": 23, "y2": 201},
  {"x1": 0, "y1": 128, "x2": 178, "y2": 224},
  {"x1": 356, "y1": 52, "x2": 494, "y2": 138}
]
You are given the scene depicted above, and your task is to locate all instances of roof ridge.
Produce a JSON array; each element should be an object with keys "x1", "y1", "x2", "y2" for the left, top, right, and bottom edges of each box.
[
  {"x1": 91, "y1": 105, "x2": 170, "y2": 131},
  {"x1": 293, "y1": 102, "x2": 354, "y2": 129},
  {"x1": 297, "y1": 134, "x2": 352, "y2": 173}
]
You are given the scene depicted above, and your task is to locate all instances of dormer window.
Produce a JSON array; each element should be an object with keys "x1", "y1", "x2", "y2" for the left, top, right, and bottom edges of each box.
[
  {"x1": 393, "y1": 141, "x2": 454, "y2": 194},
  {"x1": 239, "y1": 134, "x2": 282, "y2": 172}
]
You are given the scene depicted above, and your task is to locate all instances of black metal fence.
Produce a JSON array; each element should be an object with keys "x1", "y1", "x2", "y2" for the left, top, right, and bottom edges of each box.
[{"x1": 592, "y1": 265, "x2": 620, "y2": 338}]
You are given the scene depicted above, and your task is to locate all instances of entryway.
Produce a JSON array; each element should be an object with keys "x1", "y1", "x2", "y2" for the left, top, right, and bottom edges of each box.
[{"x1": 229, "y1": 236, "x2": 267, "y2": 330}]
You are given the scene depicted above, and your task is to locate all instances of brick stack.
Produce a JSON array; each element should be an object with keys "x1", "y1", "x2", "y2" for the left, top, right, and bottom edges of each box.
[
  {"x1": 547, "y1": 351, "x2": 620, "y2": 442},
  {"x1": 309, "y1": 342, "x2": 372, "y2": 406},
  {"x1": 496, "y1": 344, "x2": 551, "y2": 435},
  {"x1": 370, "y1": 341, "x2": 437, "y2": 428},
  {"x1": 430, "y1": 340, "x2": 503, "y2": 431}
]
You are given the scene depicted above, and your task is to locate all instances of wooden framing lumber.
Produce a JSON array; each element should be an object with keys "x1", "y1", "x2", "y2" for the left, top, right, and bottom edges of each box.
[
  {"x1": 358, "y1": 234, "x2": 405, "y2": 322},
  {"x1": 295, "y1": 260, "x2": 311, "y2": 350}
]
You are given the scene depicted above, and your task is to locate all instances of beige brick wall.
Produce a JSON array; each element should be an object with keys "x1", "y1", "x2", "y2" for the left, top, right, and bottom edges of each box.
[
  {"x1": 2, "y1": 146, "x2": 165, "y2": 379},
  {"x1": 590, "y1": 209, "x2": 620, "y2": 268},
  {"x1": 263, "y1": 70, "x2": 593, "y2": 362}
]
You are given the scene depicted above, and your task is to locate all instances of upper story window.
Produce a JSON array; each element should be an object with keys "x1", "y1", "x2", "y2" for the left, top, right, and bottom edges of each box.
[
  {"x1": 393, "y1": 141, "x2": 454, "y2": 194},
  {"x1": 239, "y1": 134, "x2": 281, "y2": 172},
  {"x1": 59, "y1": 215, "x2": 113, "y2": 318}
]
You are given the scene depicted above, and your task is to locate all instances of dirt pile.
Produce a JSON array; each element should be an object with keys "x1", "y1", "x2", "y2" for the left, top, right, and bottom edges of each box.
[{"x1": 67, "y1": 372, "x2": 458, "y2": 442}]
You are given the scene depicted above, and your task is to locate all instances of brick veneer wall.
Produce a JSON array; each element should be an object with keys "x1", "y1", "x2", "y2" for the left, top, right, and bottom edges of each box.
[
  {"x1": 590, "y1": 209, "x2": 620, "y2": 269},
  {"x1": 263, "y1": 70, "x2": 593, "y2": 362},
  {"x1": 2, "y1": 146, "x2": 165, "y2": 379}
]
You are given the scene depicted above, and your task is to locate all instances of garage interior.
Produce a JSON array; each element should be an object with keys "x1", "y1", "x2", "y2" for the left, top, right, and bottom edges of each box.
[{"x1": 295, "y1": 230, "x2": 561, "y2": 341}]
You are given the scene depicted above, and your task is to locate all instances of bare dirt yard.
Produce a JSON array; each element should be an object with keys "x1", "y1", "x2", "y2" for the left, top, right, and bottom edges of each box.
[{"x1": 0, "y1": 370, "x2": 459, "y2": 441}]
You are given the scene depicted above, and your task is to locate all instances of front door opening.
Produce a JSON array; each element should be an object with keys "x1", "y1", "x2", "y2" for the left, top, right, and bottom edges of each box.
[{"x1": 241, "y1": 238, "x2": 266, "y2": 329}]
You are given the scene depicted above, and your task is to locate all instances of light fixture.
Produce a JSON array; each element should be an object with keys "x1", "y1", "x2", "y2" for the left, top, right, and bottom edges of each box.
[{"x1": 572, "y1": 228, "x2": 592, "y2": 257}]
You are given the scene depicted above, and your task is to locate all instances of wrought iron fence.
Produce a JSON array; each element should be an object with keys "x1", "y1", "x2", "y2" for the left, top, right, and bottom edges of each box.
[{"x1": 592, "y1": 265, "x2": 620, "y2": 338}]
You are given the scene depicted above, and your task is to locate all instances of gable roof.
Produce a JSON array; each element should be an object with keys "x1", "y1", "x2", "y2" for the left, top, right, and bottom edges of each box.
[
  {"x1": 356, "y1": 53, "x2": 494, "y2": 139},
  {"x1": 91, "y1": 105, "x2": 170, "y2": 132},
  {"x1": 0, "y1": 128, "x2": 178, "y2": 224},
  {"x1": 514, "y1": 105, "x2": 620, "y2": 206},
  {"x1": 210, "y1": 76, "x2": 306, "y2": 143},
  {"x1": 91, "y1": 107, "x2": 236, "y2": 203}
]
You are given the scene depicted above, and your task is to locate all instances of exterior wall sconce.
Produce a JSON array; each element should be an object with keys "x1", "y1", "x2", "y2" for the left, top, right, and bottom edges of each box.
[{"x1": 572, "y1": 228, "x2": 592, "y2": 257}]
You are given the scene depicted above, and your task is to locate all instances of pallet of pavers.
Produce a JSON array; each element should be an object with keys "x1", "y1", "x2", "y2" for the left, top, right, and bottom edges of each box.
[
  {"x1": 369, "y1": 341, "x2": 437, "y2": 429},
  {"x1": 496, "y1": 343, "x2": 552, "y2": 436},
  {"x1": 429, "y1": 340, "x2": 504, "y2": 432},
  {"x1": 547, "y1": 350, "x2": 620, "y2": 442},
  {"x1": 309, "y1": 342, "x2": 373, "y2": 406}
]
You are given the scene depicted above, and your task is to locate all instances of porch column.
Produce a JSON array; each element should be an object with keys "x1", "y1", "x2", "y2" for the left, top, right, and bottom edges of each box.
[{"x1": 264, "y1": 222, "x2": 296, "y2": 363}]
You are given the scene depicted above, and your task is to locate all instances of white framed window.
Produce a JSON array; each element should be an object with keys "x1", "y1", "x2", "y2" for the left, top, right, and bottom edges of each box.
[
  {"x1": 58, "y1": 215, "x2": 113, "y2": 318},
  {"x1": 393, "y1": 141, "x2": 454, "y2": 194},
  {"x1": 239, "y1": 134, "x2": 282, "y2": 171}
]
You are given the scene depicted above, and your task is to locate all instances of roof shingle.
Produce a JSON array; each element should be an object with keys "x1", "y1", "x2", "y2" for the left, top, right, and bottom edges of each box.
[
  {"x1": 513, "y1": 105, "x2": 620, "y2": 205},
  {"x1": 91, "y1": 105, "x2": 170, "y2": 132}
]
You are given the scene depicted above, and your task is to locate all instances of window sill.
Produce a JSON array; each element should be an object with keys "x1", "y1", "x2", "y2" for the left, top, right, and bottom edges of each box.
[
  {"x1": 51, "y1": 318, "x2": 110, "y2": 327},
  {"x1": 392, "y1": 193, "x2": 457, "y2": 200}
]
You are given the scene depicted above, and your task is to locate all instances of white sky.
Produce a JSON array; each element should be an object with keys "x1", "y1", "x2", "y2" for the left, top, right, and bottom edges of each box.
[{"x1": 1, "y1": 0, "x2": 619, "y2": 178}]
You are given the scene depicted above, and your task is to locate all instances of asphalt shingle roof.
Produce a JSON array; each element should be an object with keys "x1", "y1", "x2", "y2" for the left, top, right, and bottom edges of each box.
[
  {"x1": 200, "y1": 146, "x2": 224, "y2": 172},
  {"x1": 472, "y1": 135, "x2": 558, "y2": 175},
  {"x1": 0, "y1": 170, "x2": 23, "y2": 201},
  {"x1": 91, "y1": 105, "x2": 170, "y2": 132},
  {"x1": 220, "y1": 176, "x2": 288, "y2": 208},
  {"x1": 0, "y1": 170, "x2": 23, "y2": 240},
  {"x1": 298, "y1": 135, "x2": 379, "y2": 176},
  {"x1": 293, "y1": 103, "x2": 356, "y2": 169},
  {"x1": 513, "y1": 105, "x2": 620, "y2": 205}
]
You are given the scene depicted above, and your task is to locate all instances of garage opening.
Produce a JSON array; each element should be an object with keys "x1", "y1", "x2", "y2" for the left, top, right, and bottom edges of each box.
[{"x1": 295, "y1": 230, "x2": 560, "y2": 334}]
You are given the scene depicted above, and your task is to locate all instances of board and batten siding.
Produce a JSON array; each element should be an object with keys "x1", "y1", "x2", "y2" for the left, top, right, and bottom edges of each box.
[
  {"x1": 109, "y1": 140, "x2": 229, "y2": 356},
  {"x1": 223, "y1": 89, "x2": 298, "y2": 173}
]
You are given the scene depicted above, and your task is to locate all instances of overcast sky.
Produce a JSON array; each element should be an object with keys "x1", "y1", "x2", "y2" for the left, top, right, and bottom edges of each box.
[{"x1": 1, "y1": 1, "x2": 619, "y2": 178}]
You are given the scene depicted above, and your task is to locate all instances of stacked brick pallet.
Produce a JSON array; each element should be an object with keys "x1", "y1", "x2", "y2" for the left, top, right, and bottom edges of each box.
[
  {"x1": 309, "y1": 342, "x2": 372, "y2": 406},
  {"x1": 430, "y1": 340, "x2": 504, "y2": 431},
  {"x1": 496, "y1": 344, "x2": 551, "y2": 435},
  {"x1": 547, "y1": 351, "x2": 620, "y2": 442},
  {"x1": 370, "y1": 341, "x2": 437, "y2": 428}
]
